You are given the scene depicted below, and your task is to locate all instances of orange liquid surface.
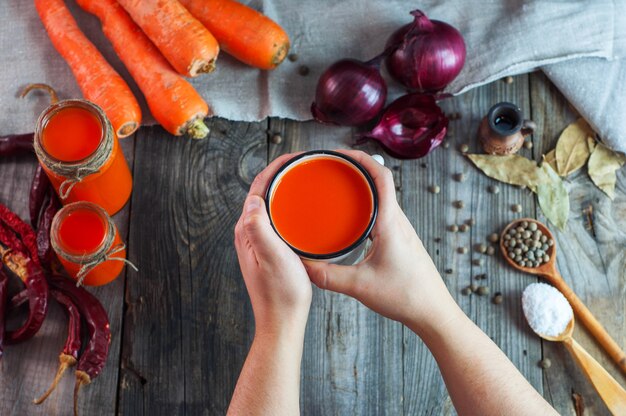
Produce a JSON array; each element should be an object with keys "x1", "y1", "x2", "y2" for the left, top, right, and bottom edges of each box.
[
  {"x1": 58, "y1": 209, "x2": 107, "y2": 254},
  {"x1": 270, "y1": 157, "x2": 373, "y2": 255},
  {"x1": 40, "y1": 106, "x2": 133, "y2": 215},
  {"x1": 56, "y1": 207, "x2": 126, "y2": 286},
  {"x1": 42, "y1": 107, "x2": 102, "y2": 162}
]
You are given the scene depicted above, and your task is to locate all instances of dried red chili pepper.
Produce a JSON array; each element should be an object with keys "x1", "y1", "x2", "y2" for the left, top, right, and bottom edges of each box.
[
  {"x1": 36, "y1": 188, "x2": 60, "y2": 267},
  {"x1": 0, "y1": 268, "x2": 8, "y2": 358},
  {"x1": 34, "y1": 288, "x2": 82, "y2": 404},
  {"x1": 9, "y1": 288, "x2": 28, "y2": 309},
  {"x1": 49, "y1": 274, "x2": 110, "y2": 416},
  {"x1": 0, "y1": 203, "x2": 42, "y2": 268},
  {"x1": 1, "y1": 255, "x2": 48, "y2": 344},
  {"x1": 0, "y1": 220, "x2": 28, "y2": 256},
  {"x1": 30, "y1": 165, "x2": 52, "y2": 228},
  {"x1": 0, "y1": 133, "x2": 34, "y2": 157},
  {"x1": 0, "y1": 203, "x2": 49, "y2": 343}
]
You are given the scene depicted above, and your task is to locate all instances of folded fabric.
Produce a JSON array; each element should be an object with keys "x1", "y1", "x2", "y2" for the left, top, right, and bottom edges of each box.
[
  {"x1": 0, "y1": 0, "x2": 623, "y2": 153},
  {"x1": 543, "y1": 58, "x2": 626, "y2": 154}
]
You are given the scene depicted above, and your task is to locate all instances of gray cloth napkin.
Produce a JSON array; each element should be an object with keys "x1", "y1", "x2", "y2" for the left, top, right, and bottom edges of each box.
[{"x1": 1, "y1": 0, "x2": 624, "y2": 153}]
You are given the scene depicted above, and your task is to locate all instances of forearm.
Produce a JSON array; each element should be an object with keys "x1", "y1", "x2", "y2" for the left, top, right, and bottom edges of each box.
[
  {"x1": 227, "y1": 325, "x2": 306, "y2": 416},
  {"x1": 406, "y1": 302, "x2": 557, "y2": 416}
]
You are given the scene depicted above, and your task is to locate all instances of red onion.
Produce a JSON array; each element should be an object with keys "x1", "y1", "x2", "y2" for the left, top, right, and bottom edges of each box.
[
  {"x1": 386, "y1": 10, "x2": 466, "y2": 92},
  {"x1": 359, "y1": 93, "x2": 448, "y2": 159},
  {"x1": 311, "y1": 57, "x2": 387, "y2": 126}
]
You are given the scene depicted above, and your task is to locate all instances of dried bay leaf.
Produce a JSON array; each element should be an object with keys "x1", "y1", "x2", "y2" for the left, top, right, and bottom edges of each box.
[
  {"x1": 555, "y1": 118, "x2": 594, "y2": 176},
  {"x1": 543, "y1": 149, "x2": 558, "y2": 173},
  {"x1": 466, "y1": 154, "x2": 545, "y2": 191},
  {"x1": 588, "y1": 143, "x2": 626, "y2": 199},
  {"x1": 587, "y1": 136, "x2": 596, "y2": 153},
  {"x1": 537, "y1": 163, "x2": 569, "y2": 230}
]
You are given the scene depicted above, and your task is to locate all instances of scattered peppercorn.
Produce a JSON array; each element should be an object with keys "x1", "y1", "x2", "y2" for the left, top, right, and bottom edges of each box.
[
  {"x1": 461, "y1": 287, "x2": 472, "y2": 296},
  {"x1": 539, "y1": 358, "x2": 551, "y2": 369},
  {"x1": 488, "y1": 233, "x2": 499, "y2": 243},
  {"x1": 475, "y1": 243, "x2": 486, "y2": 253},
  {"x1": 476, "y1": 286, "x2": 490, "y2": 296},
  {"x1": 492, "y1": 292, "x2": 503, "y2": 304},
  {"x1": 486, "y1": 246, "x2": 496, "y2": 256},
  {"x1": 459, "y1": 144, "x2": 469, "y2": 153},
  {"x1": 524, "y1": 141, "x2": 533, "y2": 149},
  {"x1": 512, "y1": 204, "x2": 522, "y2": 213},
  {"x1": 453, "y1": 200, "x2": 465, "y2": 209},
  {"x1": 474, "y1": 273, "x2": 486, "y2": 280},
  {"x1": 459, "y1": 224, "x2": 469, "y2": 232},
  {"x1": 457, "y1": 247, "x2": 468, "y2": 254},
  {"x1": 466, "y1": 218, "x2": 476, "y2": 226},
  {"x1": 448, "y1": 224, "x2": 459, "y2": 232},
  {"x1": 428, "y1": 185, "x2": 441, "y2": 194},
  {"x1": 445, "y1": 268, "x2": 454, "y2": 274},
  {"x1": 434, "y1": 237, "x2": 441, "y2": 243},
  {"x1": 271, "y1": 134, "x2": 283, "y2": 144},
  {"x1": 469, "y1": 283, "x2": 478, "y2": 292},
  {"x1": 453, "y1": 172, "x2": 465, "y2": 182},
  {"x1": 504, "y1": 76, "x2": 514, "y2": 84},
  {"x1": 487, "y1": 185, "x2": 500, "y2": 194},
  {"x1": 298, "y1": 65, "x2": 310, "y2": 76},
  {"x1": 472, "y1": 258, "x2": 484, "y2": 266},
  {"x1": 288, "y1": 53, "x2": 299, "y2": 62}
]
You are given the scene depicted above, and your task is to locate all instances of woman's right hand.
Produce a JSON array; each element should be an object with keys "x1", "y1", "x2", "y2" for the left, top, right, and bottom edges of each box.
[{"x1": 304, "y1": 150, "x2": 461, "y2": 333}]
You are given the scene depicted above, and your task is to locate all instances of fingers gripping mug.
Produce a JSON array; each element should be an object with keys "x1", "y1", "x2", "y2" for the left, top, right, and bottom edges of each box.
[{"x1": 266, "y1": 150, "x2": 378, "y2": 265}]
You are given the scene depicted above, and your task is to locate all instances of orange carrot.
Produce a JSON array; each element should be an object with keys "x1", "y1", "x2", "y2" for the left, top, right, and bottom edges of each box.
[
  {"x1": 116, "y1": 0, "x2": 219, "y2": 78},
  {"x1": 75, "y1": 0, "x2": 210, "y2": 139},
  {"x1": 179, "y1": 0, "x2": 290, "y2": 70},
  {"x1": 34, "y1": 0, "x2": 141, "y2": 138}
]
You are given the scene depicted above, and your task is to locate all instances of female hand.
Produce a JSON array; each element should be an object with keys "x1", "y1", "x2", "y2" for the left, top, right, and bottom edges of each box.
[
  {"x1": 234, "y1": 154, "x2": 312, "y2": 337},
  {"x1": 304, "y1": 150, "x2": 460, "y2": 334}
]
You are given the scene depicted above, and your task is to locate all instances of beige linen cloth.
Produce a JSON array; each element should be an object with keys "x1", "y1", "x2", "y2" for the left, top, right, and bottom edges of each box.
[{"x1": 1, "y1": 0, "x2": 624, "y2": 153}]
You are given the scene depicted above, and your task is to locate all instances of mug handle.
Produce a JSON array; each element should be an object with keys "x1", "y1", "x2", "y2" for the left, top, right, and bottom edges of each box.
[{"x1": 521, "y1": 119, "x2": 537, "y2": 137}]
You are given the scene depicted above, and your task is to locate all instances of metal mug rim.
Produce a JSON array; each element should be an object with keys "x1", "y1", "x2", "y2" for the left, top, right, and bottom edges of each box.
[{"x1": 265, "y1": 150, "x2": 378, "y2": 260}]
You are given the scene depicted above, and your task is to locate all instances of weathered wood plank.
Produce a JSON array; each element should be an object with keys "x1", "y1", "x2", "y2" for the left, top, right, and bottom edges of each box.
[
  {"x1": 0, "y1": 136, "x2": 135, "y2": 416},
  {"x1": 530, "y1": 71, "x2": 626, "y2": 416},
  {"x1": 400, "y1": 74, "x2": 544, "y2": 415},
  {"x1": 118, "y1": 119, "x2": 267, "y2": 415},
  {"x1": 268, "y1": 119, "x2": 405, "y2": 416}
]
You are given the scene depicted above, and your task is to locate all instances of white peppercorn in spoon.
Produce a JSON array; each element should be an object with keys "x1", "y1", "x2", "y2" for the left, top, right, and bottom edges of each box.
[
  {"x1": 528, "y1": 316, "x2": 626, "y2": 415},
  {"x1": 501, "y1": 218, "x2": 626, "y2": 375}
]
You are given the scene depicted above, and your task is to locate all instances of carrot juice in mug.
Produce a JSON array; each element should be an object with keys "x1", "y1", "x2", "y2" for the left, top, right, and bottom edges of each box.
[{"x1": 266, "y1": 151, "x2": 378, "y2": 263}]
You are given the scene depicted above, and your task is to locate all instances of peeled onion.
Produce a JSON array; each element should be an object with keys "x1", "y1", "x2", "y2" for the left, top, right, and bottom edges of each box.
[{"x1": 360, "y1": 93, "x2": 448, "y2": 159}]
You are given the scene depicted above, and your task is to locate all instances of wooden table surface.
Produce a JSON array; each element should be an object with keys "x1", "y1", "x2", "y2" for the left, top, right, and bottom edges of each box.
[{"x1": 1, "y1": 73, "x2": 625, "y2": 416}]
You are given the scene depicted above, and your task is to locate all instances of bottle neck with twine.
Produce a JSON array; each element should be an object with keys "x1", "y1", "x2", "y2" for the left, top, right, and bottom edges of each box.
[
  {"x1": 50, "y1": 202, "x2": 138, "y2": 287},
  {"x1": 34, "y1": 99, "x2": 114, "y2": 201}
]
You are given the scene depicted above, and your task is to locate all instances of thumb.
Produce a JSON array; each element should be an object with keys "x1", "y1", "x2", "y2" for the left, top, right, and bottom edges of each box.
[
  {"x1": 303, "y1": 260, "x2": 361, "y2": 297},
  {"x1": 242, "y1": 195, "x2": 287, "y2": 259}
]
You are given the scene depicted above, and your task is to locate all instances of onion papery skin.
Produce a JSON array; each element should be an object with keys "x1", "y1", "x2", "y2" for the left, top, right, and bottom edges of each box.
[
  {"x1": 386, "y1": 10, "x2": 466, "y2": 92},
  {"x1": 361, "y1": 93, "x2": 448, "y2": 159},
  {"x1": 311, "y1": 58, "x2": 387, "y2": 126}
]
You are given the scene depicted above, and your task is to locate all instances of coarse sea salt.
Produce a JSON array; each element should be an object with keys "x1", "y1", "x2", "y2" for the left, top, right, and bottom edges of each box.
[{"x1": 522, "y1": 283, "x2": 573, "y2": 337}]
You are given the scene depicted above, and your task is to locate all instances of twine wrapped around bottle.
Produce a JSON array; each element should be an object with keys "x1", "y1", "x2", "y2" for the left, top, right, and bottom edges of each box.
[
  {"x1": 33, "y1": 99, "x2": 114, "y2": 201},
  {"x1": 50, "y1": 202, "x2": 138, "y2": 287}
]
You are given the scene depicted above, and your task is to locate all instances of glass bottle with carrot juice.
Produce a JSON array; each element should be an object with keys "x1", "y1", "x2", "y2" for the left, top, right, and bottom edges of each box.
[{"x1": 34, "y1": 99, "x2": 132, "y2": 215}]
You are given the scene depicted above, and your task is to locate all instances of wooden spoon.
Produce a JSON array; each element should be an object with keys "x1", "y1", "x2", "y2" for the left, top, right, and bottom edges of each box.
[
  {"x1": 501, "y1": 218, "x2": 626, "y2": 375},
  {"x1": 532, "y1": 318, "x2": 626, "y2": 415}
]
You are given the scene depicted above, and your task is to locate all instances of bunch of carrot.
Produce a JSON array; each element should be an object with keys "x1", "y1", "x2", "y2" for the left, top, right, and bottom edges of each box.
[{"x1": 34, "y1": 0, "x2": 290, "y2": 140}]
